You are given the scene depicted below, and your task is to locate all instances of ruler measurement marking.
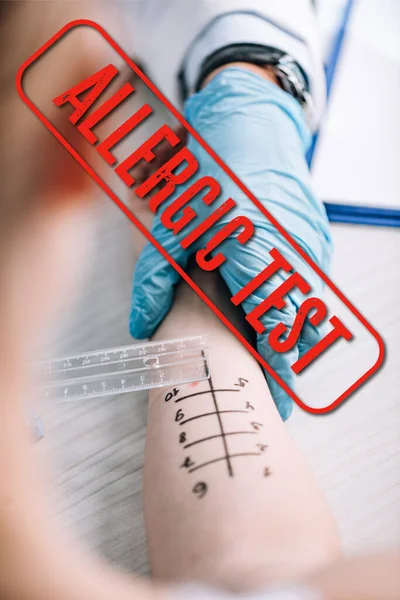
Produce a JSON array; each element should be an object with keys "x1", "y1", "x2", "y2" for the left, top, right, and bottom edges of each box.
[
  {"x1": 179, "y1": 410, "x2": 248, "y2": 426},
  {"x1": 183, "y1": 431, "x2": 258, "y2": 449},
  {"x1": 208, "y1": 371, "x2": 234, "y2": 477},
  {"x1": 34, "y1": 336, "x2": 209, "y2": 401},
  {"x1": 37, "y1": 335, "x2": 206, "y2": 366},
  {"x1": 175, "y1": 388, "x2": 241, "y2": 403},
  {"x1": 188, "y1": 453, "x2": 261, "y2": 474}
]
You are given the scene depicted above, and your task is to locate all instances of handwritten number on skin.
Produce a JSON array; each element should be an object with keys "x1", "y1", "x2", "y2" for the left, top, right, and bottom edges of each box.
[
  {"x1": 181, "y1": 456, "x2": 195, "y2": 469},
  {"x1": 251, "y1": 422, "x2": 263, "y2": 431},
  {"x1": 165, "y1": 388, "x2": 179, "y2": 402},
  {"x1": 193, "y1": 482, "x2": 208, "y2": 499},
  {"x1": 175, "y1": 408, "x2": 184, "y2": 422},
  {"x1": 235, "y1": 377, "x2": 248, "y2": 388}
]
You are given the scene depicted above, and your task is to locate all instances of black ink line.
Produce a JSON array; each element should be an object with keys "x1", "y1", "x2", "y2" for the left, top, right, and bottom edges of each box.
[
  {"x1": 208, "y1": 372, "x2": 234, "y2": 477},
  {"x1": 203, "y1": 353, "x2": 210, "y2": 378},
  {"x1": 188, "y1": 452, "x2": 261, "y2": 474},
  {"x1": 183, "y1": 431, "x2": 257, "y2": 449},
  {"x1": 179, "y1": 410, "x2": 248, "y2": 426},
  {"x1": 175, "y1": 389, "x2": 240, "y2": 403}
]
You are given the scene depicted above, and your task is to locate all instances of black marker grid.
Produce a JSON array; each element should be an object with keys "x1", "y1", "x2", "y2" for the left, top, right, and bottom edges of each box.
[{"x1": 174, "y1": 351, "x2": 261, "y2": 477}]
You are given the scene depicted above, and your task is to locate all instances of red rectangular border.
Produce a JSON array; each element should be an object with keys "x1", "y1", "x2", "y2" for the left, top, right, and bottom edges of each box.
[{"x1": 16, "y1": 19, "x2": 385, "y2": 414}]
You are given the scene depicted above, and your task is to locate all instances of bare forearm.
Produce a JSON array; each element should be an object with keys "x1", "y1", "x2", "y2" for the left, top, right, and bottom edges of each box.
[
  {"x1": 307, "y1": 552, "x2": 400, "y2": 600},
  {"x1": 144, "y1": 269, "x2": 340, "y2": 593},
  {"x1": 0, "y1": 374, "x2": 159, "y2": 600}
]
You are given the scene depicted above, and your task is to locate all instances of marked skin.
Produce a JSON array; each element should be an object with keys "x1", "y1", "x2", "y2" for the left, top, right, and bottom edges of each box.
[
  {"x1": 0, "y1": 2, "x2": 398, "y2": 595},
  {"x1": 143, "y1": 263, "x2": 340, "y2": 592},
  {"x1": 131, "y1": 183, "x2": 340, "y2": 590}
]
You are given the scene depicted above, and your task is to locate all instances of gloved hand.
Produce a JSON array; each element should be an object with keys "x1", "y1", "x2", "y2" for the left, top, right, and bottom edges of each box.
[{"x1": 130, "y1": 68, "x2": 332, "y2": 420}]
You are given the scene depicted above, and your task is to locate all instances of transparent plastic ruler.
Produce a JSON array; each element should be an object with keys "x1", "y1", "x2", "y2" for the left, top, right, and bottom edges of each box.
[{"x1": 33, "y1": 335, "x2": 209, "y2": 402}]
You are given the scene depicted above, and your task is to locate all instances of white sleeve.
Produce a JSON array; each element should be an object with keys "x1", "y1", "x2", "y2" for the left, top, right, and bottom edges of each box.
[{"x1": 127, "y1": 0, "x2": 326, "y2": 128}]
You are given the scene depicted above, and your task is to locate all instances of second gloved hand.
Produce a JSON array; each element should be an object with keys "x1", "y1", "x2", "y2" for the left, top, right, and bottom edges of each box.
[{"x1": 130, "y1": 68, "x2": 332, "y2": 420}]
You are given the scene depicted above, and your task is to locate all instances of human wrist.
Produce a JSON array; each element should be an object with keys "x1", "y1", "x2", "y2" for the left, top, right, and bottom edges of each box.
[
  {"x1": 151, "y1": 268, "x2": 223, "y2": 342},
  {"x1": 201, "y1": 62, "x2": 280, "y2": 89},
  {"x1": 151, "y1": 264, "x2": 255, "y2": 349}
]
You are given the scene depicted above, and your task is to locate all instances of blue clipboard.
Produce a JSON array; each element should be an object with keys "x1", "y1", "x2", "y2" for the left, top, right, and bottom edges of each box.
[{"x1": 309, "y1": 0, "x2": 399, "y2": 228}]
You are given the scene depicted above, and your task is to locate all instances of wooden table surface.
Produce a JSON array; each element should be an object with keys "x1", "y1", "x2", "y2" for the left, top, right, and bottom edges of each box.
[
  {"x1": 37, "y1": 195, "x2": 400, "y2": 578},
  {"x1": 36, "y1": 1, "x2": 400, "y2": 576}
]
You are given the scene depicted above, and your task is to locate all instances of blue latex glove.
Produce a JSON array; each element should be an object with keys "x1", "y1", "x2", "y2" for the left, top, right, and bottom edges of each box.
[{"x1": 130, "y1": 68, "x2": 332, "y2": 420}]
